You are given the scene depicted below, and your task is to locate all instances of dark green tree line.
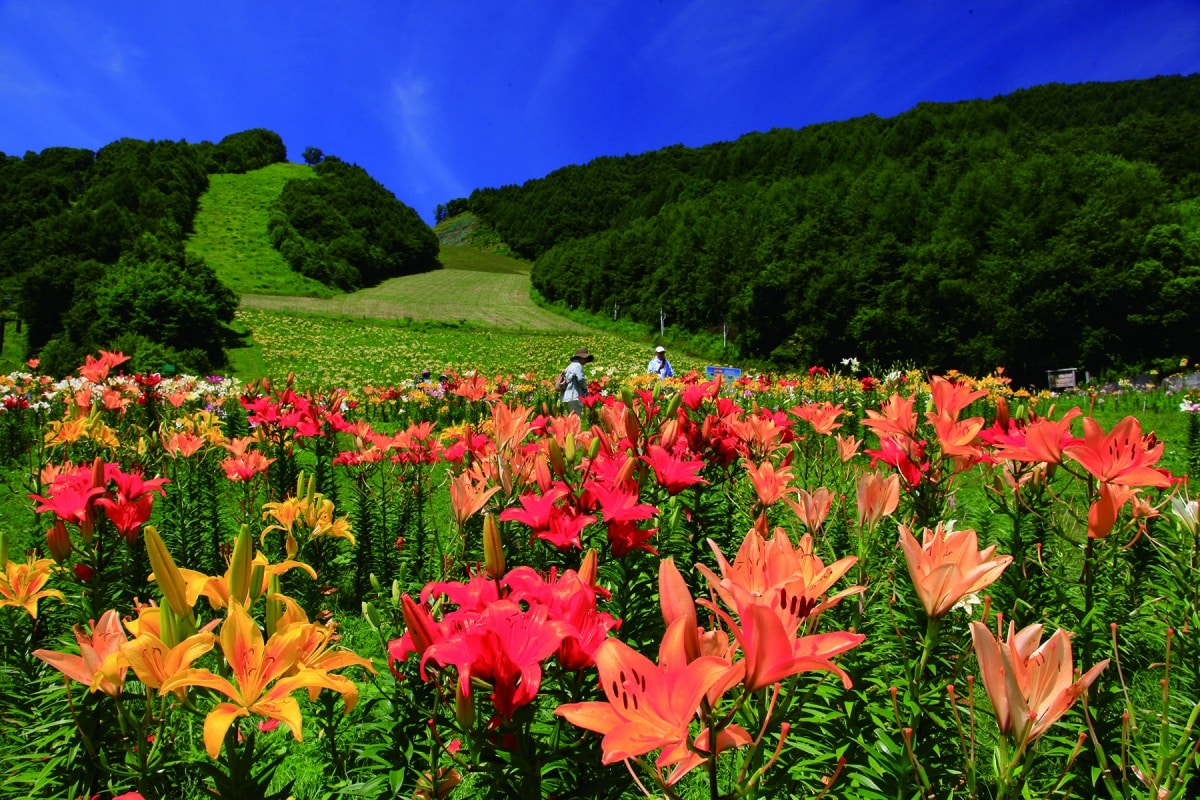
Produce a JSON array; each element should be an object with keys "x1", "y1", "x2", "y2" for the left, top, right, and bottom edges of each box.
[{"x1": 463, "y1": 75, "x2": 1200, "y2": 383}]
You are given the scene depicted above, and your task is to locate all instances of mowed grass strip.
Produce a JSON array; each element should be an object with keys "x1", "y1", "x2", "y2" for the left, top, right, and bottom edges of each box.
[
  {"x1": 240, "y1": 266, "x2": 584, "y2": 332},
  {"x1": 187, "y1": 162, "x2": 334, "y2": 298},
  {"x1": 240, "y1": 245, "x2": 587, "y2": 333}
]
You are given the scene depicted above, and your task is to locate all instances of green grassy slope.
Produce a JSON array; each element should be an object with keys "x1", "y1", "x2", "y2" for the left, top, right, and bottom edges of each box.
[
  {"x1": 187, "y1": 162, "x2": 335, "y2": 298},
  {"x1": 239, "y1": 244, "x2": 587, "y2": 333},
  {"x1": 189, "y1": 167, "x2": 586, "y2": 334}
]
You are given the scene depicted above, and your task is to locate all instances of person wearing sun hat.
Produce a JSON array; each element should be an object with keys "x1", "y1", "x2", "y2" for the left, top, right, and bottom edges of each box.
[
  {"x1": 561, "y1": 347, "x2": 594, "y2": 414},
  {"x1": 647, "y1": 345, "x2": 674, "y2": 379}
]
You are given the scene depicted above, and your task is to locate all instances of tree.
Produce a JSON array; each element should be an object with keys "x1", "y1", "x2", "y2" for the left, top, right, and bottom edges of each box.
[{"x1": 302, "y1": 146, "x2": 324, "y2": 166}]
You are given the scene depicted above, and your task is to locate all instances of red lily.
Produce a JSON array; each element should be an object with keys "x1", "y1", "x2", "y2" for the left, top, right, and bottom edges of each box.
[
  {"x1": 425, "y1": 600, "x2": 569, "y2": 719},
  {"x1": 644, "y1": 445, "x2": 709, "y2": 495}
]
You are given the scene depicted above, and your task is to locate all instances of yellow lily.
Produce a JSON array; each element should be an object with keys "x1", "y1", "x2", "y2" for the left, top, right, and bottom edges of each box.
[
  {"x1": 160, "y1": 601, "x2": 355, "y2": 758},
  {"x1": 0, "y1": 555, "x2": 64, "y2": 619}
]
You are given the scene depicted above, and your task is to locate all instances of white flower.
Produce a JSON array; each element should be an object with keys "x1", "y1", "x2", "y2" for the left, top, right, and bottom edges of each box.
[{"x1": 1171, "y1": 497, "x2": 1198, "y2": 535}]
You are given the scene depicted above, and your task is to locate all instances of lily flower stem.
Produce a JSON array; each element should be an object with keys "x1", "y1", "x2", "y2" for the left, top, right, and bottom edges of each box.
[{"x1": 910, "y1": 615, "x2": 942, "y2": 707}]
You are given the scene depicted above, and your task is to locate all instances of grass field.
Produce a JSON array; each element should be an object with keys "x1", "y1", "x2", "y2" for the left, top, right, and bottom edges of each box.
[{"x1": 187, "y1": 162, "x2": 335, "y2": 297}]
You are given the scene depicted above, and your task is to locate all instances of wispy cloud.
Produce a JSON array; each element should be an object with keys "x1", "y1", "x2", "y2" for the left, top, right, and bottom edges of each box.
[{"x1": 389, "y1": 75, "x2": 464, "y2": 202}]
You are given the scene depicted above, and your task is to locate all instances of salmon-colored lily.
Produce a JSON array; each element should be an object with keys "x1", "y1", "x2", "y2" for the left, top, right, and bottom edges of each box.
[
  {"x1": 555, "y1": 617, "x2": 743, "y2": 779},
  {"x1": 449, "y1": 469, "x2": 501, "y2": 528},
  {"x1": 969, "y1": 620, "x2": 1108, "y2": 747},
  {"x1": 784, "y1": 487, "x2": 833, "y2": 533},
  {"x1": 861, "y1": 393, "x2": 918, "y2": 440},
  {"x1": 0, "y1": 555, "x2": 64, "y2": 619},
  {"x1": 855, "y1": 471, "x2": 900, "y2": 531},
  {"x1": 696, "y1": 526, "x2": 861, "y2": 631},
  {"x1": 160, "y1": 601, "x2": 357, "y2": 758},
  {"x1": 34, "y1": 608, "x2": 128, "y2": 696},
  {"x1": 1063, "y1": 416, "x2": 1173, "y2": 488},
  {"x1": 898, "y1": 523, "x2": 1012, "y2": 618},
  {"x1": 744, "y1": 458, "x2": 795, "y2": 508}
]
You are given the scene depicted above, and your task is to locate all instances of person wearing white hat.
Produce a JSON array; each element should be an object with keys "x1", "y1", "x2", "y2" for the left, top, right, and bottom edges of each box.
[
  {"x1": 560, "y1": 347, "x2": 595, "y2": 414},
  {"x1": 647, "y1": 345, "x2": 674, "y2": 379}
]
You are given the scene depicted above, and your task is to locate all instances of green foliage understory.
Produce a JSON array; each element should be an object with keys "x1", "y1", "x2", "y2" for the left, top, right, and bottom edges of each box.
[{"x1": 457, "y1": 74, "x2": 1200, "y2": 384}]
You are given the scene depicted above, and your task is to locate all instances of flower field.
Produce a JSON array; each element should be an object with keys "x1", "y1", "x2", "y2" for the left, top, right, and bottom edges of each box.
[
  {"x1": 1, "y1": 350, "x2": 1199, "y2": 800},
  {"x1": 232, "y1": 308, "x2": 711, "y2": 388}
]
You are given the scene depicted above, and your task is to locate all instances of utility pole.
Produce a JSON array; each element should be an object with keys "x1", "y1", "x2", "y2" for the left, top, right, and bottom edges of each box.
[{"x1": 659, "y1": 307, "x2": 665, "y2": 338}]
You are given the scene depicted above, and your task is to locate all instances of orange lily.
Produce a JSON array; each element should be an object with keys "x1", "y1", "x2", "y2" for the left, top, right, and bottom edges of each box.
[
  {"x1": 898, "y1": 523, "x2": 1012, "y2": 618},
  {"x1": 555, "y1": 617, "x2": 743, "y2": 780},
  {"x1": 969, "y1": 620, "x2": 1108, "y2": 747},
  {"x1": 1086, "y1": 482, "x2": 1138, "y2": 539},
  {"x1": 0, "y1": 555, "x2": 64, "y2": 619},
  {"x1": 791, "y1": 401, "x2": 845, "y2": 436},
  {"x1": 34, "y1": 609, "x2": 128, "y2": 696},
  {"x1": 696, "y1": 526, "x2": 861, "y2": 631},
  {"x1": 121, "y1": 622, "x2": 215, "y2": 698},
  {"x1": 743, "y1": 458, "x2": 795, "y2": 508},
  {"x1": 991, "y1": 407, "x2": 1082, "y2": 464},
  {"x1": 160, "y1": 601, "x2": 358, "y2": 758},
  {"x1": 927, "y1": 375, "x2": 988, "y2": 422},
  {"x1": 449, "y1": 469, "x2": 501, "y2": 528},
  {"x1": 490, "y1": 401, "x2": 534, "y2": 452},
  {"x1": 724, "y1": 599, "x2": 864, "y2": 692},
  {"x1": 861, "y1": 393, "x2": 918, "y2": 440},
  {"x1": 1063, "y1": 416, "x2": 1173, "y2": 488}
]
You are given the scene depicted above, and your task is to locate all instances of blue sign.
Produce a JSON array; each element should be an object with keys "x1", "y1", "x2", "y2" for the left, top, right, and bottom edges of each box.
[{"x1": 706, "y1": 366, "x2": 742, "y2": 379}]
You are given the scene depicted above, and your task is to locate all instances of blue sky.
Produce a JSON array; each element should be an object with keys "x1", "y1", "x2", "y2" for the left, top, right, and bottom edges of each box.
[{"x1": 1, "y1": 1, "x2": 1198, "y2": 222}]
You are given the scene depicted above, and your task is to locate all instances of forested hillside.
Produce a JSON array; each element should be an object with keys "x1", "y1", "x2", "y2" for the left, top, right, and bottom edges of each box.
[
  {"x1": 0, "y1": 130, "x2": 436, "y2": 376},
  {"x1": 0, "y1": 129, "x2": 284, "y2": 375},
  {"x1": 459, "y1": 75, "x2": 1200, "y2": 382},
  {"x1": 268, "y1": 155, "x2": 439, "y2": 290}
]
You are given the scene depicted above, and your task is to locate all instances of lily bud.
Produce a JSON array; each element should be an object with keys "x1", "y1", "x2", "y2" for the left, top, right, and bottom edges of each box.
[
  {"x1": 145, "y1": 525, "x2": 193, "y2": 622},
  {"x1": 229, "y1": 525, "x2": 254, "y2": 608},
  {"x1": 482, "y1": 514, "x2": 505, "y2": 579},
  {"x1": 0, "y1": 530, "x2": 7, "y2": 565},
  {"x1": 265, "y1": 574, "x2": 283, "y2": 637},
  {"x1": 660, "y1": 418, "x2": 680, "y2": 451},
  {"x1": 248, "y1": 563, "x2": 266, "y2": 603},
  {"x1": 401, "y1": 594, "x2": 441, "y2": 655},
  {"x1": 614, "y1": 454, "x2": 637, "y2": 487},
  {"x1": 369, "y1": 572, "x2": 383, "y2": 595},
  {"x1": 46, "y1": 520, "x2": 71, "y2": 563},
  {"x1": 995, "y1": 395, "x2": 1010, "y2": 430},
  {"x1": 665, "y1": 392, "x2": 682, "y2": 418},
  {"x1": 587, "y1": 435, "x2": 601, "y2": 460},
  {"x1": 363, "y1": 600, "x2": 382, "y2": 632},
  {"x1": 564, "y1": 433, "x2": 577, "y2": 463},
  {"x1": 547, "y1": 439, "x2": 566, "y2": 477},
  {"x1": 455, "y1": 681, "x2": 475, "y2": 729},
  {"x1": 624, "y1": 407, "x2": 641, "y2": 446},
  {"x1": 620, "y1": 387, "x2": 633, "y2": 409},
  {"x1": 579, "y1": 547, "x2": 599, "y2": 587}
]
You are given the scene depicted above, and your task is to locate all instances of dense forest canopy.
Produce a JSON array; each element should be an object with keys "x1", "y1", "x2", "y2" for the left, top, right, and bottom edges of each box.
[
  {"x1": 268, "y1": 155, "x2": 440, "y2": 290},
  {"x1": 458, "y1": 75, "x2": 1200, "y2": 384}
]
